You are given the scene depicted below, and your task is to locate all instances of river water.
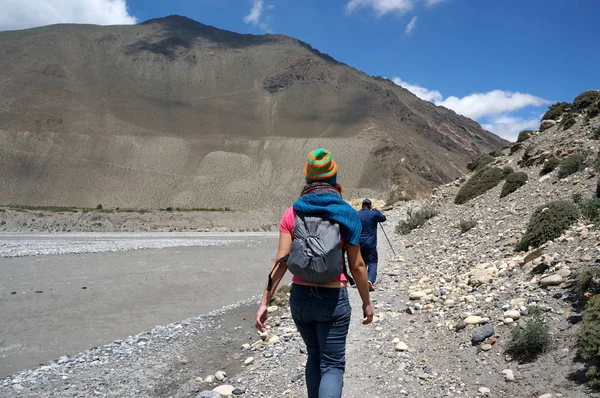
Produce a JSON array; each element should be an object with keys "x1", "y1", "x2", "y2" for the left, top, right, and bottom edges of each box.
[{"x1": 0, "y1": 232, "x2": 280, "y2": 377}]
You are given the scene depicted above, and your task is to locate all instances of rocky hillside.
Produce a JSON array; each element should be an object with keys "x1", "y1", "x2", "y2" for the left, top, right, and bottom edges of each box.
[{"x1": 0, "y1": 15, "x2": 505, "y2": 211}]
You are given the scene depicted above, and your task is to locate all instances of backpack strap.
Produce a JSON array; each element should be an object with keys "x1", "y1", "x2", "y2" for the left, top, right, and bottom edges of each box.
[
  {"x1": 342, "y1": 246, "x2": 355, "y2": 286},
  {"x1": 266, "y1": 255, "x2": 289, "y2": 292}
]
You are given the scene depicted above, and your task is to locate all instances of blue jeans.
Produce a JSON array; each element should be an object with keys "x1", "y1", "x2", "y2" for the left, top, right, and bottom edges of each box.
[
  {"x1": 360, "y1": 247, "x2": 378, "y2": 283},
  {"x1": 290, "y1": 284, "x2": 351, "y2": 398},
  {"x1": 366, "y1": 262, "x2": 378, "y2": 284}
]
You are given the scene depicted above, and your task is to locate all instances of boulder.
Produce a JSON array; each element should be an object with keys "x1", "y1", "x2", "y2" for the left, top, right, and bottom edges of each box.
[{"x1": 539, "y1": 119, "x2": 557, "y2": 131}]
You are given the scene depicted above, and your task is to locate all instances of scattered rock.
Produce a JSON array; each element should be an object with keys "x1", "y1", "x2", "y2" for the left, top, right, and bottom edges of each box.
[
  {"x1": 540, "y1": 274, "x2": 563, "y2": 287},
  {"x1": 503, "y1": 310, "x2": 521, "y2": 320},
  {"x1": 212, "y1": 384, "x2": 236, "y2": 397},
  {"x1": 197, "y1": 391, "x2": 221, "y2": 398},
  {"x1": 472, "y1": 323, "x2": 494, "y2": 344},
  {"x1": 394, "y1": 341, "x2": 409, "y2": 352},
  {"x1": 214, "y1": 371, "x2": 227, "y2": 381},
  {"x1": 243, "y1": 357, "x2": 254, "y2": 366}
]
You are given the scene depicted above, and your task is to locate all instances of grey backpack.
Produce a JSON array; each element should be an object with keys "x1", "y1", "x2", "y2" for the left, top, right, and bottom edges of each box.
[{"x1": 286, "y1": 212, "x2": 344, "y2": 284}]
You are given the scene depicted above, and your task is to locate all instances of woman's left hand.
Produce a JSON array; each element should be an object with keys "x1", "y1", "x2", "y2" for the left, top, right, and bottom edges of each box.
[{"x1": 255, "y1": 304, "x2": 269, "y2": 332}]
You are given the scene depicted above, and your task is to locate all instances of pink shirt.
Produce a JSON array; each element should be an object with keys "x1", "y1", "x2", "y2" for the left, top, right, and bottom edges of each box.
[{"x1": 279, "y1": 207, "x2": 348, "y2": 283}]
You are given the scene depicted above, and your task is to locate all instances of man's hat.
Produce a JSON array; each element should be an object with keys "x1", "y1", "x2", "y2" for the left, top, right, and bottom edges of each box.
[{"x1": 362, "y1": 198, "x2": 372, "y2": 206}]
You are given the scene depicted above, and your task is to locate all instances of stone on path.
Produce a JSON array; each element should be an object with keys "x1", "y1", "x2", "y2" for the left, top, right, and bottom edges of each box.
[
  {"x1": 464, "y1": 315, "x2": 483, "y2": 325},
  {"x1": 540, "y1": 274, "x2": 563, "y2": 287},
  {"x1": 502, "y1": 369, "x2": 515, "y2": 382},
  {"x1": 409, "y1": 291, "x2": 426, "y2": 300},
  {"x1": 197, "y1": 391, "x2": 221, "y2": 398},
  {"x1": 214, "y1": 370, "x2": 227, "y2": 381},
  {"x1": 478, "y1": 386, "x2": 491, "y2": 395},
  {"x1": 472, "y1": 323, "x2": 494, "y2": 344},
  {"x1": 395, "y1": 341, "x2": 409, "y2": 351},
  {"x1": 243, "y1": 357, "x2": 254, "y2": 366},
  {"x1": 212, "y1": 384, "x2": 236, "y2": 397},
  {"x1": 204, "y1": 375, "x2": 216, "y2": 383},
  {"x1": 503, "y1": 310, "x2": 521, "y2": 320}
]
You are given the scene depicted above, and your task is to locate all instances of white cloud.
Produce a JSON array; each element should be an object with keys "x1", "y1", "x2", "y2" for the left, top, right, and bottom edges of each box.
[
  {"x1": 346, "y1": 0, "x2": 415, "y2": 16},
  {"x1": 392, "y1": 77, "x2": 550, "y2": 140},
  {"x1": 0, "y1": 0, "x2": 136, "y2": 31},
  {"x1": 482, "y1": 116, "x2": 540, "y2": 142},
  {"x1": 438, "y1": 91, "x2": 549, "y2": 120},
  {"x1": 244, "y1": 0, "x2": 264, "y2": 25},
  {"x1": 243, "y1": 0, "x2": 273, "y2": 32},
  {"x1": 392, "y1": 78, "x2": 443, "y2": 102},
  {"x1": 424, "y1": 0, "x2": 449, "y2": 6},
  {"x1": 404, "y1": 16, "x2": 418, "y2": 35},
  {"x1": 346, "y1": 0, "x2": 448, "y2": 16}
]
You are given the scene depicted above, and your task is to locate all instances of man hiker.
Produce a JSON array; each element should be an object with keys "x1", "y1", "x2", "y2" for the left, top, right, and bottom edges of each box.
[{"x1": 358, "y1": 198, "x2": 386, "y2": 291}]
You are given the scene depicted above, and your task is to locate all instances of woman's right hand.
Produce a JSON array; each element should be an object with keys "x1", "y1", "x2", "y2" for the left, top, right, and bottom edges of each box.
[
  {"x1": 362, "y1": 302, "x2": 374, "y2": 325},
  {"x1": 255, "y1": 303, "x2": 269, "y2": 332}
]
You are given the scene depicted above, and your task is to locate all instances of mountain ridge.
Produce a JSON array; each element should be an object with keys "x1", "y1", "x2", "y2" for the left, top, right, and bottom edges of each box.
[{"x1": 0, "y1": 15, "x2": 507, "y2": 210}]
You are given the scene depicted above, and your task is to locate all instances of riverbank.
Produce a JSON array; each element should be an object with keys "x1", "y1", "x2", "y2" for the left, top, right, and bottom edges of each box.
[{"x1": 0, "y1": 208, "x2": 280, "y2": 233}]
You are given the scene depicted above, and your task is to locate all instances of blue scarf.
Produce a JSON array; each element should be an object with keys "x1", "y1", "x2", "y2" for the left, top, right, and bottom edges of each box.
[{"x1": 293, "y1": 185, "x2": 362, "y2": 246}]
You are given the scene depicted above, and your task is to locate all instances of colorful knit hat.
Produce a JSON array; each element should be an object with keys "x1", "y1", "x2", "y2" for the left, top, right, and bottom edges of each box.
[{"x1": 304, "y1": 148, "x2": 338, "y2": 184}]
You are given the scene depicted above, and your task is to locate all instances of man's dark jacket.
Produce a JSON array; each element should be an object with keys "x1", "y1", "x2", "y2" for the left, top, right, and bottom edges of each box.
[{"x1": 358, "y1": 208, "x2": 386, "y2": 262}]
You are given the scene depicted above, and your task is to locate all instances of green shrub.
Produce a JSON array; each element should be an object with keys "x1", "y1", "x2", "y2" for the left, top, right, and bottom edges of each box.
[
  {"x1": 270, "y1": 284, "x2": 292, "y2": 306},
  {"x1": 542, "y1": 102, "x2": 570, "y2": 121},
  {"x1": 588, "y1": 106, "x2": 600, "y2": 119},
  {"x1": 597, "y1": 177, "x2": 600, "y2": 198},
  {"x1": 508, "y1": 306, "x2": 552, "y2": 360},
  {"x1": 592, "y1": 128, "x2": 600, "y2": 140},
  {"x1": 540, "y1": 156, "x2": 560, "y2": 175},
  {"x1": 458, "y1": 219, "x2": 477, "y2": 233},
  {"x1": 573, "y1": 192, "x2": 584, "y2": 205},
  {"x1": 517, "y1": 130, "x2": 534, "y2": 143},
  {"x1": 500, "y1": 172, "x2": 528, "y2": 198},
  {"x1": 510, "y1": 142, "x2": 523, "y2": 155},
  {"x1": 467, "y1": 154, "x2": 495, "y2": 172},
  {"x1": 396, "y1": 207, "x2": 438, "y2": 235},
  {"x1": 574, "y1": 90, "x2": 600, "y2": 111},
  {"x1": 166, "y1": 207, "x2": 173, "y2": 211},
  {"x1": 503, "y1": 167, "x2": 515, "y2": 178},
  {"x1": 580, "y1": 198, "x2": 600, "y2": 221},
  {"x1": 455, "y1": 167, "x2": 505, "y2": 205},
  {"x1": 96, "y1": 204, "x2": 103, "y2": 210},
  {"x1": 578, "y1": 267, "x2": 600, "y2": 297},
  {"x1": 562, "y1": 114, "x2": 576, "y2": 130},
  {"x1": 579, "y1": 295, "x2": 600, "y2": 387},
  {"x1": 489, "y1": 149, "x2": 504, "y2": 158},
  {"x1": 557, "y1": 154, "x2": 586, "y2": 178},
  {"x1": 515, "y1": 200, "x2": 580, "y2": 251}
]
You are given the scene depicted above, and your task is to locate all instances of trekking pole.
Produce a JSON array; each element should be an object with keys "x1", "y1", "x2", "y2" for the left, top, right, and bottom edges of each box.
[{"x1": 379, "y1": 222, "x2": 396, "y2": 256}]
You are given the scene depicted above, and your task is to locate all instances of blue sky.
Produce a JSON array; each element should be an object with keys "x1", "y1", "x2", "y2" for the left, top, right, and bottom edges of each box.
[{"x1": 1, "y1": 0, "x2": 599, "y2": 141}]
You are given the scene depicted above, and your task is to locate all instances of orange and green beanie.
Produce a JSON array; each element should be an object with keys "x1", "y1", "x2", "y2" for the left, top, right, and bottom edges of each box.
[{"x1": 304, "y1": 148, "x2": 338, "y2": 184}]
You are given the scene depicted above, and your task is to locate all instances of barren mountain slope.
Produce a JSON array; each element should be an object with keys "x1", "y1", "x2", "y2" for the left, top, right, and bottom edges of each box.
[{"x1": 0, "y1": 16, "x2": 506, "y2": 210}]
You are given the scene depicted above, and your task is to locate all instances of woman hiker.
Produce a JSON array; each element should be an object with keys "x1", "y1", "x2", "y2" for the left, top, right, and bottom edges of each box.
[{"x1": 255, "y1": 148, "x2": 373, "y2": 398}]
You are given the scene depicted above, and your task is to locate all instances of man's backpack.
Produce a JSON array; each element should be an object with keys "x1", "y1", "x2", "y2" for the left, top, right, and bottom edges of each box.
[{"x1": 286, "y1": 212, "x2": 344, "y2": 285}]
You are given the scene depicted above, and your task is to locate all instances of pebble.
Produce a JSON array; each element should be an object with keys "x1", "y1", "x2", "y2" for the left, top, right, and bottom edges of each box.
[
  {"x1": 395, "y1": 342, "x2": 409, "y2": 351},
  {"x1": 472, "y1": 323, "x2": 494, "y2": 344},
  {"x1": 197, "y1": 391, "x2": 221, "y2": 398},
  {"x1": 243, "y1": 357, "x2": 254, "y2": 366},
  {"x1": 480, "y1": 344, "x2": 492, "y2": 351},
  {"x1": 504, "y1": 317, "x2": 514, "y2": 324},
  {"x1": 212, "y1": 384, "x2": 236, "y2": 397},
  {"x1": 502, "y1": 369, "x2": 515, "y2": 382},
  {"x1": 503, "y1": 310, "x2": 521, "y2": 320},
  {"x1": 204, "y1": 375, "x2": 216, "y2": 383},
  {"x1": 539, "y1": 274, "x2": 563, "y2": 287},
  {"x1": 409, "y1": 291, "x2": 426, "y2": 300},
  {"x1": 478, "y1": 386, "x2": 491, "y2": 395},
  {"x1": 214, "y1": 371, "x2": 227, "y2": 381},
  {"x1": 464, "y1": 316, "x2": 483, "y2": 325}
]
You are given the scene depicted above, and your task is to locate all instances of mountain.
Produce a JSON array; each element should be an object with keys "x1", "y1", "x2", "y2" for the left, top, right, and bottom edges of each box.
[{"x1": 0, "y1": 15, "x2": 507, "y2": 210}]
